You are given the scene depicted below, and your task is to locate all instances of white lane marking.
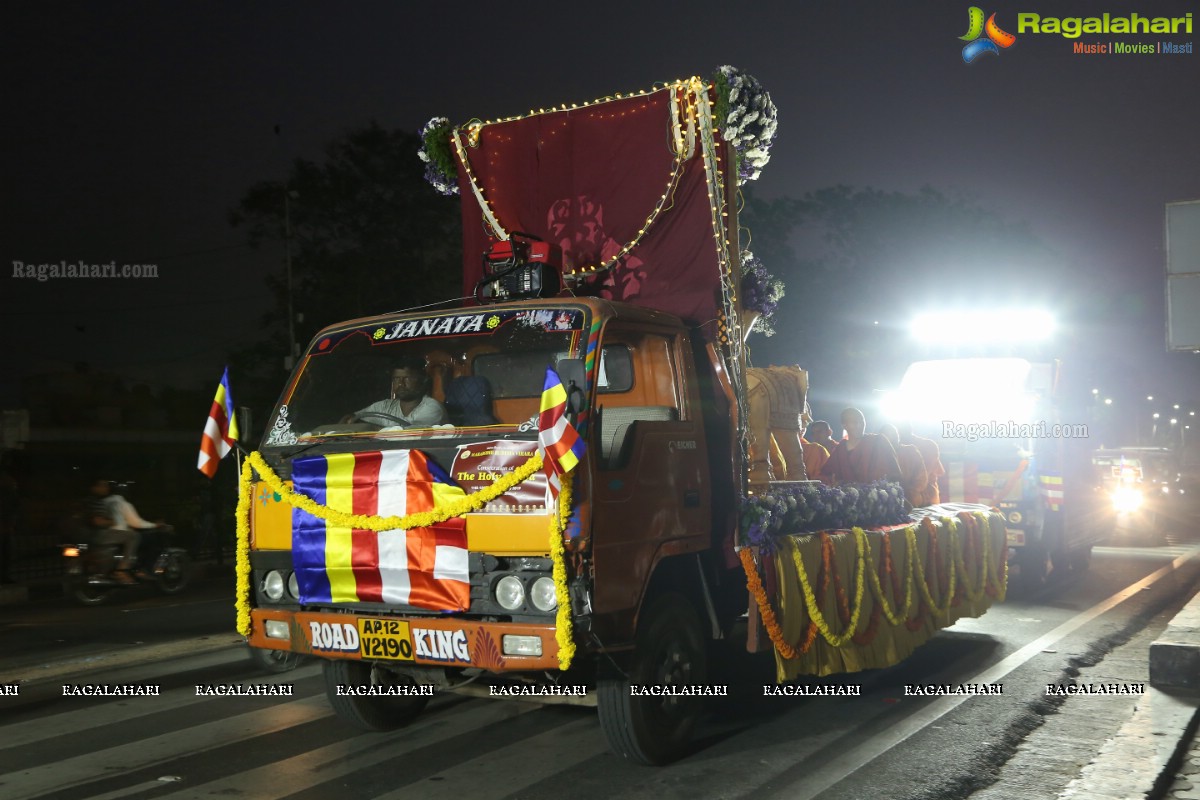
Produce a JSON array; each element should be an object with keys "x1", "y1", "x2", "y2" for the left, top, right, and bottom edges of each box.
[
  {"x1": 375, "y1": 716, "x2": 605, "y2": 800},
  {"x1": 157, "y1": 700, "x2": 539, "y2": 800},
  {"x1": 0, "y1": 695, "x2": 330, "y2": 800},
  {"x1": 779, "y1": 542, "x2": 1200, "y2": 800},
  {"x1": 0, "y1": 656, "x2": 317, "y2": 749}
]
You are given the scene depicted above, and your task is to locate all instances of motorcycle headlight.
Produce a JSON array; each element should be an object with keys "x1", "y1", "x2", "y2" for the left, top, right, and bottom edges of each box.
[
  {"x1": 495, "y1": 575, "x2": 525, "y2": 611},
  {"x1": 262, "y1": 570, "x2": 286, "y2": 602},
  {"x1": 530, "y1": 577, "x2": 557, "y2": 612},
  {"x1": 1112, "y1": 487, "x2": 1143, "y2": 513}
]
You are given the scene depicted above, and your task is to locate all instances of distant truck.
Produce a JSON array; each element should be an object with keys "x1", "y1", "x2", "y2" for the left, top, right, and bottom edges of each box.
[{"x1": 885, "y1": 356, "x2": 1102, "y2": 587}]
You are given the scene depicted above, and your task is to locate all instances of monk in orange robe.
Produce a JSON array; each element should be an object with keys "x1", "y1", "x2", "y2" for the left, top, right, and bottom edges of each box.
[
  {"x1": 880, "y1": 424, "x2": 929, "y2": 506},
  {"x1": 899, "y1": 422, "x2": 945, "y2": 506},
  {"x1": 819, "y1": 408, "x2": 902, "y2": 486},
  {"x1": 801, "y1": 437, "x2": 829, "y2": 481}
]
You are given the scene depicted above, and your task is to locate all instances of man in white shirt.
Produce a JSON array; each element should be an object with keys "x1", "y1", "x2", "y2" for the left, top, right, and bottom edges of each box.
[
  {"x1": 345, "y1": 357, "x2": 448, "y2": 429},
  {"x1": 92, "y1": 480, "x2": 158, "y2": 582}
]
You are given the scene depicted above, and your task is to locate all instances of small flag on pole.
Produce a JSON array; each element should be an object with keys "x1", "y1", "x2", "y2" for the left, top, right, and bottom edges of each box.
[
  {"x1": 538, "y1": 367, "x2": 586, "y2": 501},
  {"x1": 198, "y1": 367, "x2": 240, "y2": 478}
]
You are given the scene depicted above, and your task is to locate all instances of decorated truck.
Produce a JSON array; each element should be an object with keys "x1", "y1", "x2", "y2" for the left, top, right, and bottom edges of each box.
[{"x1": 237, "y1": 71, "x2": 1008, "y2": 764}]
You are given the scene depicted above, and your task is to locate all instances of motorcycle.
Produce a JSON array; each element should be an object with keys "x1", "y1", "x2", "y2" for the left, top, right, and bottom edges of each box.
[{"x1": 61, "y1": 526, "x2": 191, "y2": 605}]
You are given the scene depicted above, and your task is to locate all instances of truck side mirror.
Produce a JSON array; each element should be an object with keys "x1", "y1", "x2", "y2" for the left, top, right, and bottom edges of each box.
[{"x1": 555, "y1": 358, "x2": 587, "y2": 420}]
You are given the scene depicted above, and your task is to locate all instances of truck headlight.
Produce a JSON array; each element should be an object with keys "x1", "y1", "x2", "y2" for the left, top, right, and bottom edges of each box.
[
  {"x1": 288, "y1": 571, "x2": 300, "y2": 599},
  {"x1": 262, "y1": 570, "x2": 286, "y2": 601},
  {"x1": 1007, "y1": 511, "x2": 1023, "y2": 525},
  {"x1": 495, "y1": 575, "x2": 525, "y2": 610},
  {"x1": 1112, "y1": 487, "x2": 1143, "y2": 513},
  {"x1": 530, "y1": 577, "x2": 557, "y2": 612}
]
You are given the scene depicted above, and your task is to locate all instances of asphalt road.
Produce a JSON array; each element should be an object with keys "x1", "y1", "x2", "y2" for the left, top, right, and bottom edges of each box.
[{"x1": 1, "y1": 540, "x2": 1197, "y2": 800}]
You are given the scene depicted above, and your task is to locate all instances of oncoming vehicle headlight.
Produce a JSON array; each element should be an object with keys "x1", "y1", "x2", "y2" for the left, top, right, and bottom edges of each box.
[
  {"x1": 530, "y1": 577, "x2": 557, "y2": 612},
  {"x1": 1007, "y1": 511, "x2": 1023, "y2": 525},
  {"x1": 1112, "y1": 487, "x2": 1143, "y2": 513},
  {"x1": 262, "y1": 570, "x2": 286, "y2": 601},
  {"x1": 495, "y1": 575, "x2": 525, "y2": 610}
]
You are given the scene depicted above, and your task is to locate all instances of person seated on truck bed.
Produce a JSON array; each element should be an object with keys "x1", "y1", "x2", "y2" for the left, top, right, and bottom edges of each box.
[
  {"x1": 806, "y1": 420, "x2": 838, "y2": 453},
  {"x1": 879, "y1": 423, "x2": 928, "y2": 506},
  {"x1": 898, "y1": 421, "x2": 944, "y2": 506},
  {"x1": 819, "y1": 408, "x2": 902, "y2": 486},
  {"x1": 341, "y1": 356, "x2": 448, "y2": 429}
]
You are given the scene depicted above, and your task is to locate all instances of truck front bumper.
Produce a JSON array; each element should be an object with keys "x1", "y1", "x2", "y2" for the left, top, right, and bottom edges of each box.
[{"x1": 248, "y1": 608, "x2": 561, "y2": 672}]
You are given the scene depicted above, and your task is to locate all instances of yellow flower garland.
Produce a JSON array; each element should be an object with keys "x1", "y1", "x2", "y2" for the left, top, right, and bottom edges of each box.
[
  {"x1": 859, "y1": 525, "x2": 917, "y2": 626},
  {"x1": 234, "y1": 449, "x2": 578, "y2": 672},
  {"x1": 234, "y1": 457, "x2": 254, "y2": 636},
  {"x1": 551, "y1": 473, "x2": 576, "y2": 670},
  {"x1": 790, "y1": 527, "x2": 868, "y2": 647},
  {"x1": 246, "y1": 450, "x2": 543, "y2": 531},
  {"x1": 909, "y1": 520, "x2": 958, "y2": 616}
]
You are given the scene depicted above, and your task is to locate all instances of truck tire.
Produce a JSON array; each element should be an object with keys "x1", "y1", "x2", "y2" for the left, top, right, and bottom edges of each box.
[
  {"x1": 323, "y1": 660, "x2": 429, "y2": 731},
  {"x1": 248, "y1": 645, "x2": 304, "y2": 674},
  {"x1": 597, "y1": 593, "x2": 707, "y2": 765}
]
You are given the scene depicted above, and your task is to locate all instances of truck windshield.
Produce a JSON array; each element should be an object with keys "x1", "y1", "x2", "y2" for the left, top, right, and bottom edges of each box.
[{"x1": 262, "y1": 307, "x2": 588, "y2": 447}]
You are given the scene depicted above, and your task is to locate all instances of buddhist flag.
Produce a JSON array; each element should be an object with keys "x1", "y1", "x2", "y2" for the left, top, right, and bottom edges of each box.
[
  {"x1": 290, "y1": 450, "x2": 469, "y2": 611},
  {"x1": 197, "y1": 367, "x2": 239, "y2": 478},
  {"x1": 538, "y1": 367, "x2": 586, "y2": 500}
]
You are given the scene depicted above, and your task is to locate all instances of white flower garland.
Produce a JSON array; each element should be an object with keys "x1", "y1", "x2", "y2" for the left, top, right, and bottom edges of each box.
[{"x1": 715, "y1": 66, "x2": 778, "y2": 185}]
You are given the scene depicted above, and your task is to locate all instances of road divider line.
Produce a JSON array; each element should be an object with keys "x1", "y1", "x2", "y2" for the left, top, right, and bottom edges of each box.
[
  {"x1": 1, "y1": 696, "x2": 331, "y2": 799},
  {"x1": 156, "y1": 699, "x2": 539, "y2": 800},
  {"x1": 776, "y1": 543, "x2": 1200, "y2": 800},
  {"x1": 374, "y1": 717, "x2": 606, "y2": 800}
]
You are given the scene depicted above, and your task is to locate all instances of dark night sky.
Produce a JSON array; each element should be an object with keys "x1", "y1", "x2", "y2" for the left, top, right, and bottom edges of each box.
[{"x1": 3, "y1": 1, "x2": 1199, "y2": 422}]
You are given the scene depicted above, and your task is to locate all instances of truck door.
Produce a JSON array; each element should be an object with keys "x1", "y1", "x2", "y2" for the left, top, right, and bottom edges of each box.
[{"x1": 589, "y1": 324, "x2": 711, "y2": 641}]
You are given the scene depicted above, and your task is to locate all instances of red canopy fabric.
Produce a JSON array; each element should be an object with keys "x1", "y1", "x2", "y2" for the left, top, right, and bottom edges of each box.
[{"x1": 454, "y1": 83, "x2": 735, "y2": 327}]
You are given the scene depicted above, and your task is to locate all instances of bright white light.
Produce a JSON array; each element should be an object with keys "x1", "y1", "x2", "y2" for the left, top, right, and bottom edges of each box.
[
  {"x1": 1171, "y1": 418, "x2": 1178, "y2": 425},
  {"x1": 1092, "y1": 388, "x2": 1100, "y2": 395},
  {"x1": 908, "y1": 309, "x2": 1056, "y2": 344},
  {"x1": 1112, "y1": 487, "x2": 1143, "y2": 513},
  {"x1": 1147, "y1": 395, "x2": 1154, "y2": 401},
  {"x1": 1174, "y1": 404, "x2": 1181, "y2": 410},
  {"x1": 1153, "y1": 413, "x2": 1160, "y2": 419},
  {"x1": 888, "y1": 358, "x2": 1037, "y2": 424},
  {"x1": 1104, "y1": 398, "x2": 1113, "y2": 405}
]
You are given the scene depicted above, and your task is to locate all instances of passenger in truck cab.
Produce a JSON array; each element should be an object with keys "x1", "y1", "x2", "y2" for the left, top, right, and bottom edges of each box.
[
  {"x1": 819, "y1": 407, "x2": 902, "y2": 486},
  {"x1": 341, "y1": 355, "x2": 448, "y2": 429}
]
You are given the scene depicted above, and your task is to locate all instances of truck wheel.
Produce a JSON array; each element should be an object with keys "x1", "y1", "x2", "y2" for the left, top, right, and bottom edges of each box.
[
  {"x1": 597, "y1": 593, "x2": 707, "y2": 765},
  {"x1": 248, "y1": 645, "x2": 304, "y2": 674},
  {"x1": 323, "y1": 660, "x2": 429, "y2": 731}
]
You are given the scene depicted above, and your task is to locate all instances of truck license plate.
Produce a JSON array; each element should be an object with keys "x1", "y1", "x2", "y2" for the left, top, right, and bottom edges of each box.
[
  {"x1": 1006, "y1": 529, "x2": 1026, "y2": 546},
  {"x1": 358, "y1": 618, "x2": 414, "y2": 661}
]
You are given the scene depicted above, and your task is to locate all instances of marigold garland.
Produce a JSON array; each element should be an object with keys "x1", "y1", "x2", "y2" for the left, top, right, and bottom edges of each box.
[
  {"x1": 739, "y1": 548, "x2": 800, "y2": 660},
  {"x1": 233, "y1": 449, "x2": 580, "y2": 671},
  {"x1": 551, "y1": 473, "x2": 576, "y2": 670},
  {"x1": 790, "y1": 527, "x2": 868, "y2": 647},
  {"x1": 245, "y1": 450, "x2": 542, "y2": 531},
  {"x1": 744, "y1": 512, "x2": 1009, "y2": 659},
  {"x1": 234, "y1": 457, "x2": 254, "y2": 637}
]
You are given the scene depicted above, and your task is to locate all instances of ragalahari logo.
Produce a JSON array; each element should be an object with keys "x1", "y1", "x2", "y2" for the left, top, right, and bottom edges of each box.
[{"x1": 960, "y1": 7, "x2": 1017, "y2": 62}]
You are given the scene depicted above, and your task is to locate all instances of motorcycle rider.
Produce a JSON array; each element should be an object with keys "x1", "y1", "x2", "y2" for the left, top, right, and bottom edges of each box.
[{"x1": 89, "y1": 479, "x2": 160, "y2": 584}]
